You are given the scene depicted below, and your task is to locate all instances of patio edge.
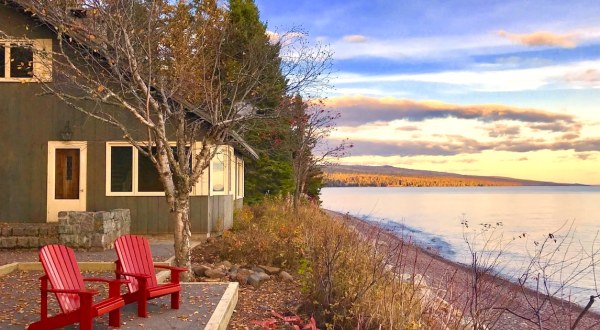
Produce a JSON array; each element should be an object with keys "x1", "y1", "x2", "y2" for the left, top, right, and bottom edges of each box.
[{"x1": 204, "y1": 282, "x2": 239, "y2": 330}]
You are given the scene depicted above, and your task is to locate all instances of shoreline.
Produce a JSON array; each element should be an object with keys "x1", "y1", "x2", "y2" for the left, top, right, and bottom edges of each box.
[{"x1": 326, "y1": 209, "x2": 600, "y2": 329}]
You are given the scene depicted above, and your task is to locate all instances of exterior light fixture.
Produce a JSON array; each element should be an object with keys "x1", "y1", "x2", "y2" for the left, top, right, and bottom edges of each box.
[{"x1": 60, "y1": 121, "x2": 73, "y2": 141}]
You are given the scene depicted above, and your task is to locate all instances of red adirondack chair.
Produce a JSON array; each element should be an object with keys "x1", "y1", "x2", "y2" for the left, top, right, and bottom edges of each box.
[
  {"x1": 28, "y1": 245, "x2": 128, "y2": 330},
  {"x1": 114, "y1": 234, "x2": 187, "y2": 317}
]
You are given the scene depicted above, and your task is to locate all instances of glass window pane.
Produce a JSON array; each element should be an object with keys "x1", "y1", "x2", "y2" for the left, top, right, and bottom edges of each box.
[
  {"x1": 212, "y1": 152, "x2": 225, "y2": 192},
  {"x1": 138, "y1": 147, "x2": 163, "y2": 192},
  {"x1": 0, "y1": 45, "x2": 5, "y2": 78},
  {"x1": 110, "y1": 146, "x2": 133, "y2": 192},
  {"x1": 10, "y1": 44, "x2": 33, "y2": 78}
]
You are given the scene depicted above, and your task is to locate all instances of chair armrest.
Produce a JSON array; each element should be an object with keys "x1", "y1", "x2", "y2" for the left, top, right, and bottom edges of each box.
[
  {"x1": 45, "y1": 288, "x2": 99, "y2": 296},
  {"x1": 154, "y1": 265, "x2": 188, "y2": 272},
  {"x1": 84, "y1": 278, "x2": 130, "y2": 284},
  {"x1": 117, "y1": 271, "x2": 152, "y2": 279}
]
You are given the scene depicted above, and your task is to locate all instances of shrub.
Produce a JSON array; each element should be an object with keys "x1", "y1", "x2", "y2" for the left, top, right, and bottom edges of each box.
[{"x1": 219, "y1": 197, "x2": 438, "y2": 329}]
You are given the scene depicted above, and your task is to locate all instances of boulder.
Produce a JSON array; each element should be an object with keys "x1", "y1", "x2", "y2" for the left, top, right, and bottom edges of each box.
[
  {"x1": 192, "y1": 265, "x2": 211, "y2": 277},
  {"x1": 248, "y1": 273, "x2": 262, "y2": 288},
  {"x1": 217, "y1": 260, "x2": 232, "y2": 270},
  {"x1": 251, "y1": 266, "x2": 264, "y2": 273},
  {"x1": 255, "y1": 272, "x2": 270, "y2": 281},
  {"x1": 279, "y1": 271, "x2": 293, "y2": 282},
  {"x1": 235, "y1": 272, "x2": 249, "y2": 285},
  {"x1": 258, "y1": 265, "x2": 281, "y2": 275},
  {"x1": 204, "y1": 268, "x2": 227, "y2": 279}
]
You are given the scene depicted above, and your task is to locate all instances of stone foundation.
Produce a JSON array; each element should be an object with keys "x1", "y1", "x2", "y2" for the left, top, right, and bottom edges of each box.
[
  {"x1": 0, "y1": 223, "x2": 59, "y2": 248},
  {"x1": 58, "y1": 209, "x2": 131, "y2": 250}
]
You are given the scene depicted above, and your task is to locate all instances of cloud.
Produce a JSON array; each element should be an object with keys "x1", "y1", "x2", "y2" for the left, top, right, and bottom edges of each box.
[
  {"x1": 265, "y1": 30, "x2": 306, "y2": 45},
  {"x1": 528, "y1": 122, "x2": 579, "y2": 132},
  {"x1": 564, "y1": 69, "x2": 600, "y2": 86},
  {"x1": 488, "y1": 124, "x2": 521, "y2": 138},
  {"x1": 342, "y1": 138, "x2": 489, "y2": 157},
  {"x1": 326, "y1": 96, "x2": 574, "y2": 126},
  {"x1": 342, "y1": 35, "x2": 368, "y2": 43},
  {"x1": 395, "y1": 125, "x2": 420, "y2": 131},
  {"x1": 335, "y1": 136, "x2": 600, "y2": 158},
  {"x1": 333, "y1": 60, "x2": 600, "y2": 92},
  {"x1": 497, "y1": 30, "x2": 577, "y2": 48}
]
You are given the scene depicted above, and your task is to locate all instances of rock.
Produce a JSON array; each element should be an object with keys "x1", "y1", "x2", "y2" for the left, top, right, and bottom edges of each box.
[
  {"x1": 235, "y1": 272, "x2": 249, "y2": 285},
  {"x1": 251, "y1": 266, "x2": 264, "y2": 273},
  {"x1": 206, "y1": 237, "x2": 216, "y2": 244},
  {"x1": 248, "y1": 273, "x2": 262, "y2": 287},
  {"x1": 255, "y1": 272, "x2": 270, "y2": 281},
  {"x1": 258, "y1": 265, "x2": 281, "y2": 275},
  {"x1": 192, "y1": 265, "x2": 211, "y2": 277},
  {"x1": 214, "y1": 261, "x2": 232, "y2": 272},
  {"x1": 279, "y1": 271, "x2": 293, "y2": 282},
  {"x1": 204, "y1": 268, "x2": 227, "y2": 279},
  {"x1": 237, "y1": 268, "x2": 252, "y2": 277}
]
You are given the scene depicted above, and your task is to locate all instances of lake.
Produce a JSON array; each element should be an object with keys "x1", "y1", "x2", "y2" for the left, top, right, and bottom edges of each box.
[{"x1": 321, "y1": 186, "x2": 600, "y2": 307}]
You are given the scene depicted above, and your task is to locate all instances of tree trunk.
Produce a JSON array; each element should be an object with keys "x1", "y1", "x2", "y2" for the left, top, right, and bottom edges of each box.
[{"x1": 171, "y1": 194, "x2": 192, "y2": 281}]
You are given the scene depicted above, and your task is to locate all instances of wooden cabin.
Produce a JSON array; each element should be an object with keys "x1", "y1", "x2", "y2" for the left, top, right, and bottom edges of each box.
[{"x1": 0, "y1": 2, "x2": 252, "y2": 235}]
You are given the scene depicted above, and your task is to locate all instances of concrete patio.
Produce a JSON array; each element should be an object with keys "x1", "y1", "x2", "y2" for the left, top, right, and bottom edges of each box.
[{"x1": 0, "y1": 240, "x2": 238, "y2": 329}]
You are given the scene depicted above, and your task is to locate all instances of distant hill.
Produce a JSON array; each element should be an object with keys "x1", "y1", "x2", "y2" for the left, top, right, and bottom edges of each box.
[{"x1": 323, "y1": 165, "x2": 584, "y2": 187}]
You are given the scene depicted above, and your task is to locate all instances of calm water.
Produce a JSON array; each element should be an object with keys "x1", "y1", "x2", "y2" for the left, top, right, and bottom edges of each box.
[{"x1": 321, "y1": 186, "x2": 600, "y2": 307}]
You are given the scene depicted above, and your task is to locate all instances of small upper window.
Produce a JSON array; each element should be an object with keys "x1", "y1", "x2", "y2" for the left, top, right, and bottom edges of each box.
[
  {"x1": 9, "y1": 43, "x2": 34, "y2": 78},
  {"x1": 0, "y1": 44, "x2": 5, "y2": 78},
  {"x1": 0, "y1": 39, "x2": 52, "y2": 82}
]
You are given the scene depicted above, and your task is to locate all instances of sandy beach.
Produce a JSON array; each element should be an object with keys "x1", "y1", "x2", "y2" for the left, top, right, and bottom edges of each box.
[{"x1": 326, "y1": 210, "x2": 600, "y2": 329}]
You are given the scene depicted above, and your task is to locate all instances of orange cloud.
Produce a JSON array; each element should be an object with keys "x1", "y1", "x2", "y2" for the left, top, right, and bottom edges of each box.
[
  {"x1": 343, "y1": 35, "x2": 368, "y2": 43},
  {"x1": 325, "y1": 95, "x2": 574, "y2": 126},
  {"x1": 497, "y1": 30, "x2": 577, "y2": 48}
]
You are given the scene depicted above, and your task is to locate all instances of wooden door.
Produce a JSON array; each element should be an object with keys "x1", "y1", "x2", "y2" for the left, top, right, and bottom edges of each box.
[
  {"x1": 47, "y1": 142, "x2": 87, "y2": 222},
  {"x1": 55, "y1": 149, "x2": 80, "y2": 199}
]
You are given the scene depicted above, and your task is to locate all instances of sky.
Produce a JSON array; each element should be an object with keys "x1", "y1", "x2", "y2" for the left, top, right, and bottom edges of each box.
[{"x1": 255, "y1": 0, "x2": 600, "y2": 184}]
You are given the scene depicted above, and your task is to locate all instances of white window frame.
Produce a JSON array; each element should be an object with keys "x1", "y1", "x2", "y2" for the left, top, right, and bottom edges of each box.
[
  {"x1": 209, "y1": 145, "x2": 230, "y2": 196},
  {"x1": 192, "y1": 142, "x2": 210, "y2": 196},
  {"x1": 236, "y1": 157, "x2": 244, "y2": 199},
  {"x1": 106, "y1": 142, "x2": 173, "y2": 197},
  {"x1": 0, "y1": 39, "x2": 52, "y2": 82}
]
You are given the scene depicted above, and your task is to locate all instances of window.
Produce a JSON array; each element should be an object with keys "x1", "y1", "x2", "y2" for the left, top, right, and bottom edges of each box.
[
  {"x1": 0, "y1": 44, "x2": 5, "y2": 78},
  {"x1": 110, "y1": 146, "x2": 133, "y2": 192},
  {"x1": 9, "y1": 43, "x2": 33, "y2": 78},
  {"x1": 0, "y1": 39, "x2": 52, "y2": 82},
  {"x1": 210, "y1": 146, "x2": 234, "y2": 195},
  {"x1": 236, "y1": 158, "x2": 244, "y2": 199},
  {"x1": 211, "y1": 149, "x2": 226, "y2": 194},
  {"x1": 106, "y1": 143, "x2": 181, "y2": 196}
]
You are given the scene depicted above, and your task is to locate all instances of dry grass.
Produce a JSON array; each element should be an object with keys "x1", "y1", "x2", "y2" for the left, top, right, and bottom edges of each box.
[{"x1": 217, "y1": 198, "x2": 451, "y2": 329}]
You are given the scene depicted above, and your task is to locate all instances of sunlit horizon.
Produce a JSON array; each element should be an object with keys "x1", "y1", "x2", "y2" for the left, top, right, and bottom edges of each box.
[{"x1": 257, "y1": 0, "x2": 600, "y2": 185}]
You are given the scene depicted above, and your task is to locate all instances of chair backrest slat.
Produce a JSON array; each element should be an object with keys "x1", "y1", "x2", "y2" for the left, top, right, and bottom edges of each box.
[
  {"x1": 39, "y1": 245, "x2": 85, "y2": 313},
  {"x1": 115, "y1": 235, "x2": 158, "y2": 293}
]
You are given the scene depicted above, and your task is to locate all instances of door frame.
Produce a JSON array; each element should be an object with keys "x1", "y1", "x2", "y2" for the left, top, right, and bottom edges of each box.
[{"x1": 47, "y1": 141, "x2": 87, "y2": 222}]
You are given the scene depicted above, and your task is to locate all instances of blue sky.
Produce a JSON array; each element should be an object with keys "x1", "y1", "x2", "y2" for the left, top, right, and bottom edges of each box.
[{"x1": 255, "y1": 0, "x2": 600, "y2": 184}]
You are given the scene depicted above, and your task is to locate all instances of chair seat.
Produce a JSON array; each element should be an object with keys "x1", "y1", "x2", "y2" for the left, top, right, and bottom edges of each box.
[
  {"x1": 147, "y1": 283, "x2": 180, "y2": 298},
  {"x1": 93, "y1": 297, "x2": 125, "y2": 316}
]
